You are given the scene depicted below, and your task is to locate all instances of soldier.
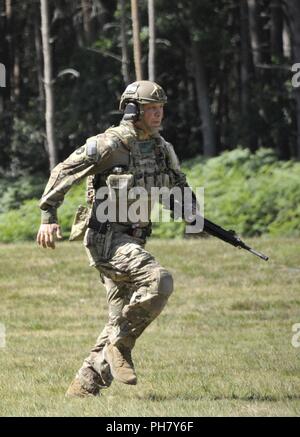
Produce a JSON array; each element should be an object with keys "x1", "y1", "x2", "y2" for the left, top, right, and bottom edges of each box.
[{"x1": 36, "y1": 80, "x2": 197, "y2": 397}]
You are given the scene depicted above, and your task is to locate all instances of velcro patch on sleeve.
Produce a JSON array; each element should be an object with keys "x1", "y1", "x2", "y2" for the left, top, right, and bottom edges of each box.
[{"x1": 86, "y1": 139, "x2": 98, "y2": 161}]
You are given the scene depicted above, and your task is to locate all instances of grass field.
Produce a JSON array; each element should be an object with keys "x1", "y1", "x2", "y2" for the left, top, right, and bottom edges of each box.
[{"x1": 0, "y1": 237, "x2": 300, "y2": 417}]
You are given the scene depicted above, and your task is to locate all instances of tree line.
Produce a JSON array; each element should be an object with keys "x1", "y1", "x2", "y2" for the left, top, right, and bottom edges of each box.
[{"x1": 0, "y1": 0, "x2": 300, "y2": 179}]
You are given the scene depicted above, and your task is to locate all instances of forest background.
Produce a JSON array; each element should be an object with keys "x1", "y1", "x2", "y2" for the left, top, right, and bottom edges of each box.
[{"x1": 0, "y1": 0, "x2": 300, "y2": 240}]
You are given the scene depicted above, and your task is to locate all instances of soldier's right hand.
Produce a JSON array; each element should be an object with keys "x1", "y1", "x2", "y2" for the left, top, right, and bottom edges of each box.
[{"x1": 36, "y1": 223, "x2": 63, "y2": 249}]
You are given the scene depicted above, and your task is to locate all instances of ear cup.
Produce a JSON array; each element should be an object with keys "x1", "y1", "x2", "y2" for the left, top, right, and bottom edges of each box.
[{"x1": 123, "y1": 102, "x2": 140, "y2": 121}]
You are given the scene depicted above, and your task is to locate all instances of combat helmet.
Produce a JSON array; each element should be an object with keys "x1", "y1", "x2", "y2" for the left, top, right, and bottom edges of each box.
[{"x1": 119, "y1": 80, "x2": 167, "y2": 112}]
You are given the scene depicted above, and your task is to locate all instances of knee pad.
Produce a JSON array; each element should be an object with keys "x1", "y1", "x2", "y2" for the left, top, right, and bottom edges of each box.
[{"x1": 156, "y1": 268, "x2": 173, "y2": 297}]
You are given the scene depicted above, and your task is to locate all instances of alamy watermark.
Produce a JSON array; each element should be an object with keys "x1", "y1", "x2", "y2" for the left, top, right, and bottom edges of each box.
[
  {"x1": 0, "y1": 323, "x2": 5, "y2": 348},
  {"x1": 292, "y1": 63, "x2": 300, "y2": 88},
  {"x1": 0, "y1": 63, "x2": 6, "y2": 88},
  {"x1": 291, "y1": 323, "x2": 300, "y2": 348},
  {"x1": 95, "y1": 185, "x2": 204, "y2": 233}
]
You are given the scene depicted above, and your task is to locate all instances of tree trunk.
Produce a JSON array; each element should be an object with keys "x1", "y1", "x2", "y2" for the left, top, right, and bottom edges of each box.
[
  {"x1": 286, "y1": 0, "x2": 300, "y2": 158},
  {"x1": 41, "y1": 0, "x2": 58, "y2": 170},
  {"x1": 247, "y1": 0, "x2": 263, "y2": 65},
  {"x1": 282, "y1": 19, "x2": 291, "y2": 58},
  {"x1": 148, "y1": 0, "x2": 155, "y2": 81},
  {"x1": 4, "y1": 0, "x2": 21, "y2": 103},
  {"x1": 4, "y1": 0, "x2": 12, "y2": 102},
  {"x1": 0, "y1": 62, "x2": 5, "y2": 113},
  {"x1": 0, "y1": 2, "x2": 6, "y2": 112},
  {"x1": 119, "y1": 0, "x2": 130, "y2": 85},
  {"x1": 240, "y1": 0, "x2": 257, "y2": 150},
  {"x1": 81, "y1": 0, "x2": 94, "y2": 45},
  {"x1": 191, "y1": 41, "x2": 216, "y2": 157},
  {"x1": 34, "y1": 9, "x2": 45, "y2": 113},
  {"x1": 131, "y1": 0, "x2": 143, "y2": 81},
  {"x1": 12, "y1": 48, "x2": 20, "y2": 101},
  {"x1": 240, "y1": 1, "x2": 250, "y2": 119},
  {"x1": 270, "y1": 0, "x2": 288, "y2": 158},
  {"x1": 216, "y1": 60, "x2": 229, "y2": 150},
  {"x1": 270, "y1": 0, "x2": 283, "y2": 61}
]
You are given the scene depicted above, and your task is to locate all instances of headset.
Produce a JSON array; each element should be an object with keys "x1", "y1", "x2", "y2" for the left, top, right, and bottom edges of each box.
[{"x1": 123, "y1": 102, "x2": 143, "y2": 122}]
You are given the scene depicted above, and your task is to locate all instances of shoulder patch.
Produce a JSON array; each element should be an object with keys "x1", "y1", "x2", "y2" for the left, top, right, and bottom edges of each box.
[
  {"x1": 86, "y1": 139, "x2": 97, "y2": 156},
  {"x1": 86, "y1": 138, "x2": 98, "y2": 161}
]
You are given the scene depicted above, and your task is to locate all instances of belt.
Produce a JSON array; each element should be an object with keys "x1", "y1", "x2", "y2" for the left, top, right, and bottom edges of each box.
[{"x1": 88, "y1": 219, "x2": 151, "y2": 239}]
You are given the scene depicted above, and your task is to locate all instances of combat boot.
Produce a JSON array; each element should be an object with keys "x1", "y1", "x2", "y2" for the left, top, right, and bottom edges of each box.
[
  {"x1": 104, "y1": 343, "x2": 137, "y2": 385},
  {"x1": 65, "y1": 376, "x2": 100, "y2": 398}
]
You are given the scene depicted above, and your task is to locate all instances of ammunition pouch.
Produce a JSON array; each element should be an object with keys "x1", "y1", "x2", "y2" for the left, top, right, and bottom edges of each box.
[
  {"x1": 84, "y1": 222, "x2": 113, "y2": 264},
  {"x1": 69, "y1": 205, "x2": 92, "y2": 241},
  {"x1": 106, "y1": 173, "x2": 134, "y2": 195}
]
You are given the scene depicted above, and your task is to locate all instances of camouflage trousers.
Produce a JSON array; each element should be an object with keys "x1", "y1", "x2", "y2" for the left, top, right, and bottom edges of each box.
[{"x1": 76, "y1": 226, "x2": 173, "y2": 392}]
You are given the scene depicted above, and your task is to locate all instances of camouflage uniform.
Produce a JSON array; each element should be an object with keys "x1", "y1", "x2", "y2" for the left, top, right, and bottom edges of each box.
[{"x1": 39, "y1": 82, "x2": 193, "y2": 395}]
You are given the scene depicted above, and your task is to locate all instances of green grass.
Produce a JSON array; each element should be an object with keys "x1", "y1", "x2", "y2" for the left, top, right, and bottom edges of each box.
[{"x1": 0, "y1": 237, "x2": 300, "y2": 416}]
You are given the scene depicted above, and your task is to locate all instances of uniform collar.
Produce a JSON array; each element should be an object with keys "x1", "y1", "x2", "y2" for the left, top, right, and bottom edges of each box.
[{"x1": 120, "y1": 120, "x2": 160, "y2": 141}]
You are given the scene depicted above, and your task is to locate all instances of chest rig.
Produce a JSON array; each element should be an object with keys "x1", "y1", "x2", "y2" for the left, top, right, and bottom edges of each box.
[
  {"x1": 88, "y1": 124, "x2": 173, "y2": 201},
  {"x1": 127, "y1": 136, "x2": 171, "y2": 192},
  {"x1": 86, "y1": 123, "x2": 176, "y2": 229}
]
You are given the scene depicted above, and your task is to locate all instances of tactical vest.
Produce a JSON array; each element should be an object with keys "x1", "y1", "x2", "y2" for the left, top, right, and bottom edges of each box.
[
  {"x1": 86, "y1": 122, "x2": 175, "y2": 224},
  {"x1": 107, "y1": 122, "x2": 172, "y2": 188}
]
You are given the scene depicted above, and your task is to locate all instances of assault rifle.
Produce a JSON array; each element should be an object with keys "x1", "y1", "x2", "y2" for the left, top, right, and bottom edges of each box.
[
  {"x1": 203, "y1": 218, "x2": 269, "y2": 261},
  {"x1": 168, "y1": 190, "x2": 269, "y2": 261}
]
